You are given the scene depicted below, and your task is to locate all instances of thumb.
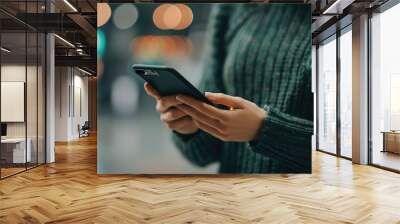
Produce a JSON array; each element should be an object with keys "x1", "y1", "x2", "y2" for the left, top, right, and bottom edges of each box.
[
  {"x1": 144, "y1": 82, "x2": 161, "y2": 100},
  {"x1": 205, "y1": 92, "x2": 245, "y2": 109}
]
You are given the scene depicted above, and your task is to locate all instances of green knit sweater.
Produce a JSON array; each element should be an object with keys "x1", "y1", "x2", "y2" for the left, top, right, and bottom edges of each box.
[{"x1": 173, "y1": 4, "x2": 313, "y2": 173}]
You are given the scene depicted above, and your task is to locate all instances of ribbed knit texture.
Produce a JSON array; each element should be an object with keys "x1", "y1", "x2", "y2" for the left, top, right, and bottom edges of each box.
[{"x1": 172, "y1": 4, "x2": 313, "y2": 173}]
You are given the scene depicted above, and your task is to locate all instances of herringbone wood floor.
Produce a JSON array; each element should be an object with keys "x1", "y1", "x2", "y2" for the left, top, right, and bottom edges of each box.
[{"x1": 1, "y1": 135, "x2": 400, "y2": 224}]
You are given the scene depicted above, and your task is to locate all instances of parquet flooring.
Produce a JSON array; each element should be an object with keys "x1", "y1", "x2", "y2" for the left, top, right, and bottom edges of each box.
[
  {"x1": 1, "y1": 134, "x2": 400, "y2": 223},
  {"x1": 0, "y1": 167, "x2": 26, "y2": 178}
]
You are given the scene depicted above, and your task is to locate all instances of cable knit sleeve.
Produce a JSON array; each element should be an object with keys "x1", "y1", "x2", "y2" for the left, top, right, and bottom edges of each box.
[
  {"x1": 248, "y1": 65, "x2": 313, "y2": 173},
  {"x1": 172, "y1": 5, "x2": 231, "y2": 167}
]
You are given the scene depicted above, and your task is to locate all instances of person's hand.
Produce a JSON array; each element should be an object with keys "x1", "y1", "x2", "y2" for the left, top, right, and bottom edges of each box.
[
  {"x1": 144, "y1": 82, "x2": 199, "y2": 135},
  {"x1": 175, "y1": 92, "x2": 267, "y2": 142}
]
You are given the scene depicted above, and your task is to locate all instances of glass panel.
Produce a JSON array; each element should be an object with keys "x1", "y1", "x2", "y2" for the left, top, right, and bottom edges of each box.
[
  {"x1": 1, "y1": 31, "x2": 27, "y2": 177},
  {"x1": 26, "y1": 0, "x2": 39, "y2": 169},
  {"x1": 340, "y1": 29, "x2": 352, "y2": 158},
  {"x1": 27, "y1": 31, "x2": 38, "y2": 169},
  {"x1": 318, "y1": 36, "x2": 337, "y2": 154},
  {"x1": 0, "y1": 0, "x2": 46, "y2": 178},
  {"x1": 371, "y1": 4, "x2": 400, "y2": 171}
]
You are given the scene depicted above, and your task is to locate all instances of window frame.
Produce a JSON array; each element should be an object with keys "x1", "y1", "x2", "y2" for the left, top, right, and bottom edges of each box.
[{"x1": 315, "y1": 23, "x2": 353, "y2": 161}]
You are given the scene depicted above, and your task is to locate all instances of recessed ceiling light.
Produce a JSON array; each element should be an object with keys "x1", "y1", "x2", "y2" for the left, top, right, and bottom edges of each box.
[
  {"x1": 63, "y1": 0, "x2": 78, "y2": 12},
  {"x1": 78, "y1": 67, "x2": 93, "y2": 76},
  {"x1": 322, "y1": 0, "x2": 350, "y2": 15},
  {"x1": 1, "y1": 47, "x2": 11, "y2": 53},
  {"x1": 54, "y1": 34, "x2": 75, "y2": 48}
]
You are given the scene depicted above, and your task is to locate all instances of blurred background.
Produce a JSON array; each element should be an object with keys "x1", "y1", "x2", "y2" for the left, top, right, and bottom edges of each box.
[{"x1": 97, "y1": 3, "x2": 219, "y2": 174}]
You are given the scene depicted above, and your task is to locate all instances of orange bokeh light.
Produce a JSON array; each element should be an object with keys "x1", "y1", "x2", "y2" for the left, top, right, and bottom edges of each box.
[
  {"x1": 174, "y1": 4, "x2": 193, "y2": 30},
  {"x1": 131, "y1": 35, "x2": 192, "y2": 61},
  {"x1": 163, "y1": 5, "x2": 182, "y2": 29},
  {"x1": 153, "y1": 4, "x2": 171, "y2": 30},
  {"x1": 97, "y1": 3, "x2": 112, "y2": 27},
  {"x1": 153, "y1": 4, "x2": 193, "y2": 30}
]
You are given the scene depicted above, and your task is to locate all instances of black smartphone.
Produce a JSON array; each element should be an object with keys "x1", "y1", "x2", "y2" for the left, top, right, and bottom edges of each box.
[{"x1": 132, "y1": 64, "x2": 213, "y2": 105}]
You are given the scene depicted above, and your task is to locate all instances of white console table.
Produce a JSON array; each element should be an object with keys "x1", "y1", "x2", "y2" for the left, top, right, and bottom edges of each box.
[{"x1": 1, "y1": 138, "x2": 31, "y2": 163}]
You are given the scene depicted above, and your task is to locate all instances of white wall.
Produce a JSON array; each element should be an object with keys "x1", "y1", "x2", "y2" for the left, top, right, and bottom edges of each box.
[
  {"x1": 72, "y1": 73, "x2": 89, "y2": 138},
  {"x1": 55, "y1": 67, "x2": 89, "y2": 141},
  {"x1": 55, "y1": 67, "x2": 69, "y2": 141},
  {"x1": 1, "y1": 65, "x2": 26, "y2": 81}
]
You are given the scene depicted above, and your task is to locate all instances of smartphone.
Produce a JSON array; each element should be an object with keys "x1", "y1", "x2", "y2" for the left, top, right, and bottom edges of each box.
[{"x1": 132, "y1": 64, "x2": 214, "y2": 105}]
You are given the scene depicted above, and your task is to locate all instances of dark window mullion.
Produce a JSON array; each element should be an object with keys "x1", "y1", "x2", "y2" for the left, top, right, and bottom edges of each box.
[
  {"x1": 316, "y1": 44, "x2": 320, "y2": 151},
  {"x1": 367, "y1": 11, "x2": 373, "y2": 165},
  {"x1": 25, "y1": 0, "x2": 28, "y2": 171},
  {"x1": 36, "y1": 0, "x2": 39, "y2": 167},
  {"x1": 336, "y1": 28, "x2": 341, "y2": 157},
  {"x1": 24, "y1": 0, "x2": 28, "y2": 170}
]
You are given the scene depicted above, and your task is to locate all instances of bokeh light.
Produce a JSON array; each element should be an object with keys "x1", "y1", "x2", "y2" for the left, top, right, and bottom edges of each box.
[
  {"x1": 110, "y1": 31, "x2": 135, "y2": 55},
  {"x1": 153, "y1": 4, "x2": 193, "y2": 30},
  {"x1": 174, "y1": 4, "x2": 193, "y2": 30},
  {"x1": 97, "y1": 3, "x2": 112, "y2": 27},
  {"x1": 153, "y1": 4, "x2": 170, "y2": 30},
  {"x1": 131, "y1": 35, "x2": 192, "y2": 62},
  {"x1": 113, "y1": 4, "x2": 139, "y2": 30},
  {"x1": 111, "y1": 75, "x2": 139, "y2": 115},
  {"x1": 97, "y1": 29, "x2": 106, "y2": 57},
  {"x1": 163, "y1": 4, "x2": 181, "y2": 29}
]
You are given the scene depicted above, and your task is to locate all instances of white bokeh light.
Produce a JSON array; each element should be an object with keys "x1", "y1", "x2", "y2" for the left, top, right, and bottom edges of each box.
[
  {"x1": 111, "y1": 75, "x2": 139, "y2": 115},
  {"x1": 113, "y1": 4, "x2": 139, "y2": 30}
]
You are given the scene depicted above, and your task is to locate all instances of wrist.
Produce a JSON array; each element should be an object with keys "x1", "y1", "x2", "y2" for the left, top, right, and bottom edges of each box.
[
  {"x1": 178, "y1": 127, "x2": 199, "y2": 135},
  {"x1": 252, "y1": 109, "x2": 268, "y2": 141},
  {"x1": 252, "y1": 107, "x2": 268, "y2": 141}
]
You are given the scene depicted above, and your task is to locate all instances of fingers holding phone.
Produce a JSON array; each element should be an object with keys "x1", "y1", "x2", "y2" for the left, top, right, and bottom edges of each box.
[
  {"x1": 144, "y1": 82, "x2": 160, "y2": 100},
  {"x1": 176, "y1": 92, "x2": 267, "y2": 142},
  {"x1": 144, "y1": 82, "x2": 180, "y2": 112},
  {"x1": 144, "y1": 82, "x2": 199, "y2": 135}
]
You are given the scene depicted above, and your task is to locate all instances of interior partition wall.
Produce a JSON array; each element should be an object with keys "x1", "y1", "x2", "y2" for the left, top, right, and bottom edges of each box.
[
  {"x1": 316, "y1": 24, "x2": 353, "y2": 159},
  {"x1": 0, "y1": 1, "x2": 46, "y2": 179}
]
